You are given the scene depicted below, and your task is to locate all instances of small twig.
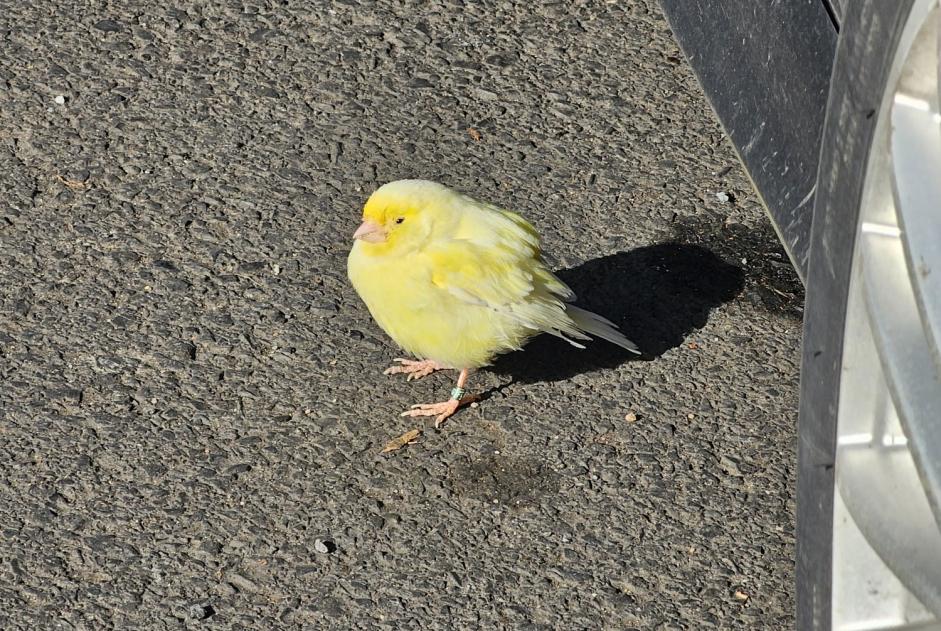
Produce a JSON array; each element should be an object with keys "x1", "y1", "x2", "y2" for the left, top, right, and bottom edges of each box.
[{"x1": 54, "y1": 173, "x2": 88, "y2": 191}]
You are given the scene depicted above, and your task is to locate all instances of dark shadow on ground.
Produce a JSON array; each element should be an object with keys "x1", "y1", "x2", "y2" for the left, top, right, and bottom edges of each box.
[{"x1": 490, "y1": 242, "x2": 745, "y2": 384}]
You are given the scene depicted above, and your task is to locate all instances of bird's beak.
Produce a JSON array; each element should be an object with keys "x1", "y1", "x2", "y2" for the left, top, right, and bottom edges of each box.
[{"x1": 353, "y1": 220, "x2": 386, "y2": 243}]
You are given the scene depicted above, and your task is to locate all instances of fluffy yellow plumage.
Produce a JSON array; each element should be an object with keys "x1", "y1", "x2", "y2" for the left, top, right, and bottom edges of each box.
[{"x1": 347, "y1": 179, "x2": 639, "y2": 426}]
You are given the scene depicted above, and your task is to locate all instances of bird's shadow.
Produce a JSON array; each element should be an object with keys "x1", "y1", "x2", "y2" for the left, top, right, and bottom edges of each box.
[{"x1": 490, "y1": 242, "x2": 745, "y2": 383}]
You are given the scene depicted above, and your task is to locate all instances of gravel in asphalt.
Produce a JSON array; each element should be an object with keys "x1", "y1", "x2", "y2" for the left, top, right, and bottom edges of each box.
[{"x1": 0, "y1": 1, "x2": 803, "y2": 628}]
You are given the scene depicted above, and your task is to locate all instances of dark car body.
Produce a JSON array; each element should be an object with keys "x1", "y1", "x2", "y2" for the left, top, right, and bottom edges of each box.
[{"x1": 659, "y1": 0, "x2": 842, "y2": 282}]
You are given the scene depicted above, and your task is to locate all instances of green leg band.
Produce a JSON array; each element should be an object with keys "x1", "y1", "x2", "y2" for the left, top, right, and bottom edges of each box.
[{"x1": 450, "y1": 387, "x2": 466, "y2": 401}]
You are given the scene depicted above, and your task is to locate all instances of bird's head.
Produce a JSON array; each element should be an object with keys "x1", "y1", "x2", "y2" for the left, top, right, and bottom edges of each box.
[{"x1": 352, "y1": 180, "x2": 454, "y2": 253}]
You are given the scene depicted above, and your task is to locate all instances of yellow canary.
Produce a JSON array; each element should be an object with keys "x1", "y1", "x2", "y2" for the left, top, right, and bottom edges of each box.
[{"x1": 347, "y1": 180, "x2": 639, "y2": 426}]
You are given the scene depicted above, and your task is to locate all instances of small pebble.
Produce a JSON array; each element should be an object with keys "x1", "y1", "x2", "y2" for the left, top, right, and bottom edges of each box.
[
  {"x1": 624, "y1": 412, "x2": 637, "y2": 423},
  {"x1": 189, "y1": 603, "x2": 215, "y2": 620},
  {"x1": 314, "y1": 538, "x2": 335, "y2": 554},
  {"x1": 716, "y1": 191, "x2": 730, "y2": 202},
  {"x1": 734, "y1": 590, "x2": 749, "y2": 601},
  {"x1": 53, "y1": 95, "x2": 65, "y2": 105}
]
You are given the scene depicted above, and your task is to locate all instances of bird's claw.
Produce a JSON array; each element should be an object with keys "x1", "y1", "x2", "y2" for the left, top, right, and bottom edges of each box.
[
  {"x1": 382, "y1": 358, "x2": 445, "y2": 381},
  {"x1": 400, "y1": 395, "x2": 478, "y2": 428},
  {"x1": 400, "y1": 399, "x2": 460, "y2": 427}
]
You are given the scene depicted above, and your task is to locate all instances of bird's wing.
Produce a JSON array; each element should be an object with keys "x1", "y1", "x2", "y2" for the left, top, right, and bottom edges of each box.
[
  {"x1": 424, "y1": 236, "x2": 589, "y2": 347},
  {"x1": 437, "y1": 199, "x2": 576, "y2": 303},
  {"x1": 426, "y1": 239, "x2": 539, "y2": 310},
  {"x1": 451, "y1": 200, "x2": 541, "y2": 258}
]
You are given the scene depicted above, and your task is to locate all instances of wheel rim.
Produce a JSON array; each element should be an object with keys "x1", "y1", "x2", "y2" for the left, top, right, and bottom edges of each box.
[{"x1": 833, "y1": 1, "x2": 941, "y2": 628}]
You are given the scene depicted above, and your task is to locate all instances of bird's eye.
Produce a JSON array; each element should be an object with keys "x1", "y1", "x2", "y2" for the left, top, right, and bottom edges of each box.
[{"x1": 395, "y1": 217, "x2": 405, "y2": 224}]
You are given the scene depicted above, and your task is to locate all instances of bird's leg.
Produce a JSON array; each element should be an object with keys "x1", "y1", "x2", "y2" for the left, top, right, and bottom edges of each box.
[
  {"x1": 401, "y1": 368, "x2": 477, "y2": 428},
  {"x1": 382, "y1": 358, "x2": 448, "y2": 381}
]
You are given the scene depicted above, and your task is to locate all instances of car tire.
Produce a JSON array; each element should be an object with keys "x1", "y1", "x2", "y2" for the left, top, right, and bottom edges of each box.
[{"x1": 797, "y1": 1, "x2": 941, "y2": 629}]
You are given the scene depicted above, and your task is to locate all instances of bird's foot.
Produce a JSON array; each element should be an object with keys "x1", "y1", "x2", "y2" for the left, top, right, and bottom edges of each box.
[
  {"x1": 382, "y1": 358, "x2": 448, "y2": 381},
  {"x1": 400, "y1": 394, "x2": 479, "y2": 428}
]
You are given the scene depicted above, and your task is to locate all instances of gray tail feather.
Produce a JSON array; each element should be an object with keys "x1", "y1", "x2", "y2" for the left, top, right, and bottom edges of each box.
[{"x1": 565, "y1": 305, "x2": 641, "y2": 354}]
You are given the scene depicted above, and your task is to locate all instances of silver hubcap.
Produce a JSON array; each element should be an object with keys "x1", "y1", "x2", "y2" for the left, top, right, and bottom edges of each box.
[{"x1": 834, "y1": 1, "x2": 941, "y2": 628}]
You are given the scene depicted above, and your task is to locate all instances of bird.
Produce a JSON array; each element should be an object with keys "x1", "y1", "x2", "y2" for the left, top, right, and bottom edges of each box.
[{"x1": 347, "y1": 179, "x2": 640, "y2": 427}]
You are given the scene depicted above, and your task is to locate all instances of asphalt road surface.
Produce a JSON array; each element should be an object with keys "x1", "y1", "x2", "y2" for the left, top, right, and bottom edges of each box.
[{"x1": 0, "y1": 1, "x2": 805, "y2": 628}]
